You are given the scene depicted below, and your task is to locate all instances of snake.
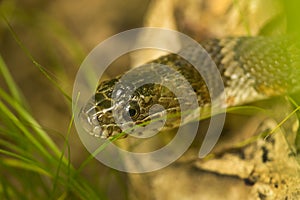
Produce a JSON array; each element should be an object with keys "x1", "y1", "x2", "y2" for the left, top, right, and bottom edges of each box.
[{"x1": 79, "y1": 36, "x2": 300, "y2": 139}]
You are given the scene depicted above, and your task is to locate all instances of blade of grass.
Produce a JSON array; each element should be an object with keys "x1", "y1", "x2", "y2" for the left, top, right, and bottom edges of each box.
[
  {"x1": 1, "y1": 158, "x2": 51, "y2": 177},
  {"x1": 0, "y1": 99, "x2": 52, "y2": 159},
  {"x1": 1, "y1": 15, "x2": 72, "y2": 103},
  {"x1": 51, "y1": 107, "x2": 74, "y2": 198},
  {"x1": 0, "y1": 55, "x2": 23, "y2": 105},
  {"x1": 0, "y1": 171, "x2": 25, "y2": 200},
  {"x1": 0, "y1": 87, "x2": 69, "y2": 164},
  {"x1": 0, "y1": 11, "x2": 105, "y2": 200},
  {"x1": 0, "y1": 52, "x2": 101, "y2": 199},
  {"x1": 234, "y1": 96, "x2": 300, "y2": 148}
]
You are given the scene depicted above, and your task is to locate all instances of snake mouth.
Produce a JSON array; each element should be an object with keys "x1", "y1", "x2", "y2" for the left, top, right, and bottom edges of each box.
[
  {"x1": 78, "y1": 98, "x2": 106, "y2": 138},
  {"x1": 79, "y1": 101, "x2": 124, "y2": 138},
  {"x1": 79, "y1": 106, "x2": 104, "y2": 138}
]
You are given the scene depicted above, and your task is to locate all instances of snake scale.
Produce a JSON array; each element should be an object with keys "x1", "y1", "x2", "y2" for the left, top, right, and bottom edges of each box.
[{"x1": 79, "y1": 36, "x2": 300, "y2": 138}]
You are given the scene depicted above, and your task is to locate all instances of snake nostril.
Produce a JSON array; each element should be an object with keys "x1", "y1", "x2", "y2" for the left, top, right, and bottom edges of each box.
[{"x1": 91, "y1": 116, "x2": 100, "y2": 126}]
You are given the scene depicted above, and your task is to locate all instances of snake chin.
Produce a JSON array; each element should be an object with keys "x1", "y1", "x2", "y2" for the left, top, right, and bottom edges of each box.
[
  {"x1": 79, "y1": 112, "x2": 123, "y2": 138},
  {"x1": 79, "y1": 102, "x2": 129, "y2": 138}
]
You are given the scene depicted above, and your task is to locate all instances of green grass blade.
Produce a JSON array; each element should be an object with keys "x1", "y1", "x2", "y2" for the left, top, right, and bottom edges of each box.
[
  {"x1": 0, "y1": 55, "x2": 23, "y2": 105},
  {"x1": 1, "y1": 15, "x2": 72, "y2": 103}
]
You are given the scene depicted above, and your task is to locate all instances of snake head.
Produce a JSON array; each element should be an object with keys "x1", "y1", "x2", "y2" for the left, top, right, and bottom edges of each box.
[
  {"x1": 79, "y1": 74, "x2": 179, "y2": 139},
  {"x1": 78, "y1": 57, "x2": 205, "y2": 139},
  {"x1": 79, "y1": 78, "x2": 124, "y2": 138}
]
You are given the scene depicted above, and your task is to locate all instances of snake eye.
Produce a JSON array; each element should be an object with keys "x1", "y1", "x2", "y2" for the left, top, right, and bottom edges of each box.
[
  {"x1": 127, "y1": 101, "x2": 140, "y2": 120},
  {"x1": 129, "y1": 108, "x2": 137, "y2": 117}
]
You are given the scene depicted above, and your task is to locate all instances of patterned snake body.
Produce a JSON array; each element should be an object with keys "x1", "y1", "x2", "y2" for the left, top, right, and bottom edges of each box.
[{"x1": 79, "y1": 36, "x2": 300, "y2": 138}]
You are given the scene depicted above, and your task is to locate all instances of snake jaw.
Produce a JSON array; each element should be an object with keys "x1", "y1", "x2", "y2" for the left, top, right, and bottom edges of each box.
[
  {"x1": 79, "y1": 106, "x2": 124, "y2": 138},
  {"x1": 79, "y1": 107, "x2": 101, "y2": 137},
  {"x1": 79, "y1": 95, "x2": 114, "y2": 138}
]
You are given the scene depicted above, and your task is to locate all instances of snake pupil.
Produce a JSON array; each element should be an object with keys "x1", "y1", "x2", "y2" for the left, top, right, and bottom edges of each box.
[
  {"x1": 127, "y1": 101, "x2": 140, "y2": 119},
  {"x1": 129, "y1": 109, "x2": 137, "y2": 117}
]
